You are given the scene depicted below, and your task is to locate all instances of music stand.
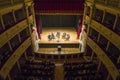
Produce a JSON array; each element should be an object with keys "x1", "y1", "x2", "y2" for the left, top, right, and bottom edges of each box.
[{"x1": 58, "y1": 45, "x2": 61, "y2": 51}]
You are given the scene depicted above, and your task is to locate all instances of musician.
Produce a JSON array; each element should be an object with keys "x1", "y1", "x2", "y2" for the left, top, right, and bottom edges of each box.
[
  {"x1": 48, "y1": 34, "x2": 52, "y2": 41},
  {"x1": 56, "y1": 32, "x2": 60, "y2": 38},
  {"x1": 66, "y1": 34, "x2": 70, "y2": 40},
  {"x1": 51, "y1": 32, "x2": 55, "y2": 39},
  {"x1": 62, "y1": 32, "x2": 66, "y2": 39}
]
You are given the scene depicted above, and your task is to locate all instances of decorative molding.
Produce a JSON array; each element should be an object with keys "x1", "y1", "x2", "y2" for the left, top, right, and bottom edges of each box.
[{"x1": 0, "y1": 19, "x2": 28, "y2": 48}]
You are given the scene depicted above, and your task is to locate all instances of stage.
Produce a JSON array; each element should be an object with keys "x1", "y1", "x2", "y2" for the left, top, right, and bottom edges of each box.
[
  {"x1": 38, "y1": 27, "x2": 80, "y2": 54},
  {"x1": 40, "y1": 27, "x2": 79, "y2": 44}
]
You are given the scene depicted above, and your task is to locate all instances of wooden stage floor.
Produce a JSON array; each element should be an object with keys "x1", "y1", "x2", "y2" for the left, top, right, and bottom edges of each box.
[
  {"x1": 40, "y1": 27, "x2": 79, "y2": 44},
  {"x1": 38, "y1": 27, "x2": 80, "y2": 54}
]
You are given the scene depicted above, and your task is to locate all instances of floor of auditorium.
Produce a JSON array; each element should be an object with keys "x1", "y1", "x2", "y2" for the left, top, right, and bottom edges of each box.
[
  {"x1": 40, "y1": 27, "x2": 79, "y2": 44},
  {"x1": 55, "y1": 64, "x2": 64, "y2": 80}
]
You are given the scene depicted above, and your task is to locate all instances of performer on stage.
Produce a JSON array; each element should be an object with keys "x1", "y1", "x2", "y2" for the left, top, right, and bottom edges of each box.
[
  {"x1": 66, "y1": 34, "x2": 70, "y2": 40},
  {"x1": 56, "y1": 32, "x2": 60, "y2": 42},
  {"x1": 62, "y1": 32, "x2": 66, "y2": 39},
  {"x1": 56, "y1": 32, "x2": 60, "y2": 38},
  {"x1": 48, "y1": 34, "x2": 52, "y2": 41},
  {"x1": 51, "y1": 32, "x2": 55, "y2": 39}
]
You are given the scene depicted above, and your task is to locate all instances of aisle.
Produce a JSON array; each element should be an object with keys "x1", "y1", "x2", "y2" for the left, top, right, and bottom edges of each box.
[{"x1": 54, "y1": 64, "x2": 64, "y2": 80}]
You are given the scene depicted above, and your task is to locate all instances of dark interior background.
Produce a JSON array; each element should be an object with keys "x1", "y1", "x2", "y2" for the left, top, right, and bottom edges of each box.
[
  {"x1": 40, "y1": 15, "x2": 80, "y2": 27},
  {"x1": 37, "y1": 15, "x2": 81, "y2": 33}
]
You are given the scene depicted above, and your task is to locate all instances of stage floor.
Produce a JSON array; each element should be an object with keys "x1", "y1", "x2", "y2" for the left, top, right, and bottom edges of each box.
[{"x1": 40, "y1": 27, "x2": 79, "y2": 44}]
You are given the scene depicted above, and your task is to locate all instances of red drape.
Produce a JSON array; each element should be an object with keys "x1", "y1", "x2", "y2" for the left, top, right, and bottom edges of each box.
[
  {"x1": 36, "y1": 16, "x2": 41, "y2": 39},
  {"x1": 34, "y1": 0, "x2": 84, "y2": 14},
  {"x1": 77, "y1": 16, "x2": 83, "y2": 39}
]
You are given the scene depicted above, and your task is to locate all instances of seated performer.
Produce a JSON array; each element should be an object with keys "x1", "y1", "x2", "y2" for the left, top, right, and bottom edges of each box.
[
  {"x1": 56, "y1": 32, "x2": 60, "y2": 38},
  {"x1": 62, "y1": 32, "x2": 66, "y2": 39},
  {"x1": 48, "y1": 34, "x2": 52, "y2": 41},
  {"x1": 51, "y1": 32, "x2": 55, "y2": 39},
  {"x1": 66, "y1": 34, "x2": 70, "y2": 40}
]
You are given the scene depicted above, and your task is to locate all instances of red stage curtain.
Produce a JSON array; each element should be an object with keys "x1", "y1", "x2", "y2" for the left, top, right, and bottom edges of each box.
[
  {"x1": 34, "y1": 0, "x2": 84, "y2": 13},
  {"x1": 35, "y1": 16, "x2": 41, "y2": 39},
  {"x1": 77, "y1": 16, "x2": 83, "y2": 39}
]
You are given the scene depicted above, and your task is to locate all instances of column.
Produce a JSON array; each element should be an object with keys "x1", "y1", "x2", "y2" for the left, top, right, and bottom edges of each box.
[
  {"x1": 8, "y1": 41, "x2": 13, "y2": 52},
  {"x1": 11, "y1": 0, "x2": 13, "y2": 5},
  {"x1": 16, "y1": 61, "x2": 21, "y2": 72},
  {"x1": 12, "y1": 9, "x2": 16, "y2": 23},
  {"x1": 113, "y1": 14, "x2": 118, "y2": 30},
  {"x1": 31, "y1": 3, "x2": 36, "y2": 25},
  {"x1": 106, "y1": 74, "x2": 111, "y2": 80},
  {"x1": 102, "y1": 10, "x2": 106, "y2": 23},
  {"x1": 97, "y1": 33, "x2": 100, "y2": 42},
  {"x1": 90, "y1": 51, "x2": 94, "y2": 61},
  {"x1": 94, "y1": 59, "x2": 101, "y2": 79},
  {"x1": 89, "y1": 4, "x2": 94, "y2": 24},
  {"x1": 25, "y1": 51, "x2": 28, "y2": 60},
  {"x1": 7, "y1": 74, "x2": 12, "y2": 80},
  {"x1": 0, "y1": 14, "x2": 5, "y2": 29},
  {"x1": 105, "y1": 41, "x2": 110, "y2": 51}
]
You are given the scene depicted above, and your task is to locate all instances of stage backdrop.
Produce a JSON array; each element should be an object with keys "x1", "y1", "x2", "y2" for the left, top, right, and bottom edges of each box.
[{"x1": 40, "y1": 15, "x2": 79, "y2": 28}]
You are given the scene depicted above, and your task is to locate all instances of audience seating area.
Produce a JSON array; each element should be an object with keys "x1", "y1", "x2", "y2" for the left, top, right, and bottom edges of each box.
[
  {"x1": 20, "y1": 60, "x2": 55, "y2": 80},
  {"x1": 13, "y1": 58, "x2": 106, "y2": 80},
  {"x1": 63, "y1": 61, "x2": 101, "y2": 80}
]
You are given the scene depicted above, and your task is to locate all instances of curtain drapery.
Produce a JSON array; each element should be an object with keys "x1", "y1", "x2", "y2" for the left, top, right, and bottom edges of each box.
[
  {"x1": 77, "y1": 16, "x2": 83, "y2": 39},
  {"x1": 35, "y1": 16, "x2": 41, "y2": 39}
]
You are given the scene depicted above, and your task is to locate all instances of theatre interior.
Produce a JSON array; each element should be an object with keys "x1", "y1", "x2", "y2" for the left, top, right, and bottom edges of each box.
[{"x1": 0, "y1": 0, "x2": 120, "y2": 80}]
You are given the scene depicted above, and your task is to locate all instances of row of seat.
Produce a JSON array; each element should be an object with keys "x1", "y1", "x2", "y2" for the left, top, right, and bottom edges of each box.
[
  {"x1": 14, "y1": 60, "x2": 107, "y2": 80},
  {"x1": 21, "y1": 61, "x2": 55, "y2": 80},
  {"x1": 64, "y1": 61, "x2": 97, "y2": 71},
  {"x1": 63, "y1": 61, "x2": 101, "y2": 80}
]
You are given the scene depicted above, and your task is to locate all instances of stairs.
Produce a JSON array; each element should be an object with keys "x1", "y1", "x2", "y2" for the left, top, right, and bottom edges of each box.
[{"x1": 54, "y1": 64, "x2": 64, "y2": 80}]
